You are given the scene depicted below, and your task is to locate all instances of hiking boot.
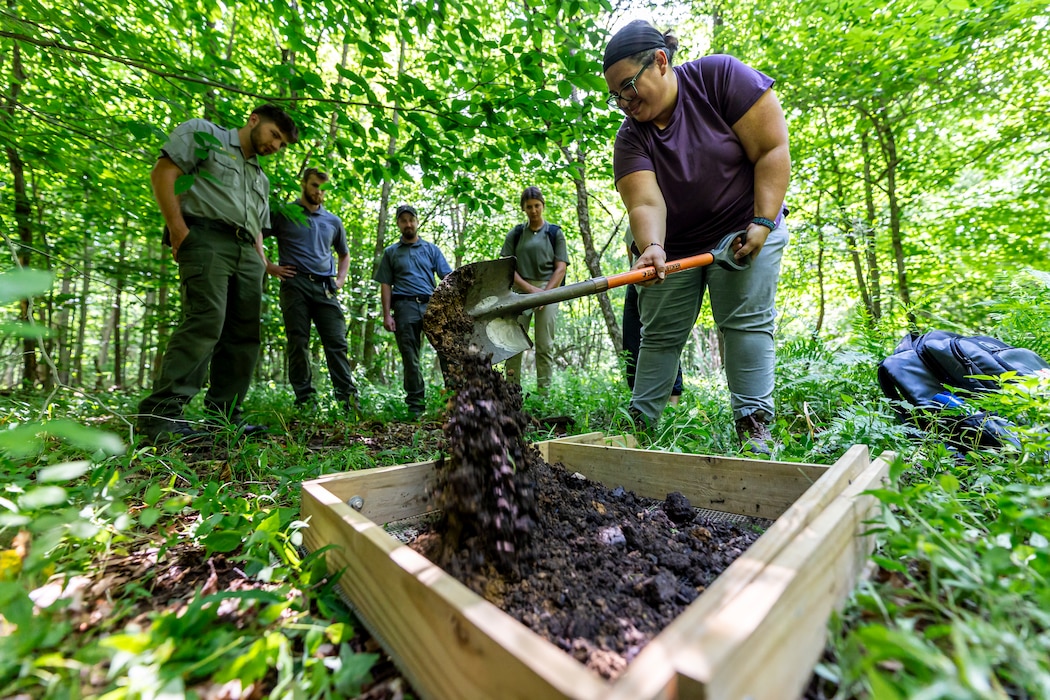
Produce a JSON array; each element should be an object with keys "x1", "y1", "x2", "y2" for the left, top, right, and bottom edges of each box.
[
  {"x1": 204, "y1": 417, "x2": 268, "y2": 437},
  {"x1": 139, "y1": 418, "x2": 210, "y2": 445},
  {"x1": 735, "y1": 414, "x2": 772, "y2": 456},
  {"x1": 234, "y1": 422, "x2": 268, "y2": 437},
  {"x1": 294, "y1": 396, "x2": 317, "y2": 410},
  {"x1": 342, "y1": 396, "x2": 362, "y2": 421}
]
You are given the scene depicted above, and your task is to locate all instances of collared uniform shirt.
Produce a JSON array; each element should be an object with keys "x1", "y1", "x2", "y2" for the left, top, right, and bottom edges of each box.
[
  {"x1": 265, "y1": 203, "x2": 349, "y2": 277},
  {"x1": 374, "y1": 238, "x2": 452, "y2": 297},
  {"x1": 161, "y1": 118, "x2": 270, "y2": 236}
]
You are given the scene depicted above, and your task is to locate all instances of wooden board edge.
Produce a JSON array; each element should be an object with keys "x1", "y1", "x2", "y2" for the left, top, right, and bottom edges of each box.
[
  {"x1": 300, "y1": 481, "x2": 611, "y2": 700},
  {"x1": 672, "y1": 454, "x2": 891, "y2": 699},
  {"x1": 301, "y1": 460, "x2": 440, "y2": 524},
  {"x1": 605, "y1": 445, "x2": 871, "y2": 699},
  {"x1": 544, "y1": 441, "x2": 857, "y2": 519},
  {"x1": 534, "y1": 431, "x2": 607, "y2": 461},
  {"x1": 604, "y1": 434, "x2": 639, "y2": 448}
]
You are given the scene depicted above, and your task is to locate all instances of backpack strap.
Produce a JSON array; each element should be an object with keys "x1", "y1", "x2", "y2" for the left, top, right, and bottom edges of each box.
[
  {"x1": 510, "y1": 224, "x2": 525, "y2": 252},
  {"x1": 513, "y1": 223, "x2": 563, "y2": 253},
  {"x1": 545, "y1": 224, "x2": 562, "y2": 252}
]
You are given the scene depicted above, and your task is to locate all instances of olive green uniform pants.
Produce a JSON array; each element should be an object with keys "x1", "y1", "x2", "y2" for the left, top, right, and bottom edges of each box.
[{"x1": 139, "y1": 219, "x2": 265, "y2": 423}]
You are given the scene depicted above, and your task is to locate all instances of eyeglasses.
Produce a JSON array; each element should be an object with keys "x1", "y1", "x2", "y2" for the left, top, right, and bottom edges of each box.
[{"x1": 606, "y1": 57, "x2": 655, "y2": 108}]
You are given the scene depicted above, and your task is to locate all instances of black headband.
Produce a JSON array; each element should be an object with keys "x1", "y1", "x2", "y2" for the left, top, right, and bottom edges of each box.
[{"x1": 603, "y1": 21, "x2": 667, "y2": 72}]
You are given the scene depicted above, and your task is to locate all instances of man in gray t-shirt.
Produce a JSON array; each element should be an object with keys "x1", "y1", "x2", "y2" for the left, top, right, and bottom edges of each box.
[
  {"x1": 374, "y1": 204, "x2": 452, "y2": 418},
  {"x1": 264, "y1": 168, "x2": 359, "y2": 415},
  {"x1": 137, "y1": 104, "x2": 298, "y2": 443}
]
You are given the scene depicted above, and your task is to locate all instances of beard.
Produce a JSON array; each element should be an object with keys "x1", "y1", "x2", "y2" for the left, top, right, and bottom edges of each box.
[
  {"x1": 249, "y1": 123, "x2": 275, "y2": 156},
  {"x1": 304, "y1": 191, "x2": 323, "y2": 206}
]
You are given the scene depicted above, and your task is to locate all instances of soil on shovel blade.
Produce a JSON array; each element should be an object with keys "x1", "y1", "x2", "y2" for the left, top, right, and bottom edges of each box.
[{"x1": 418, "y1": 280, "x2": 768, "y2": 679}]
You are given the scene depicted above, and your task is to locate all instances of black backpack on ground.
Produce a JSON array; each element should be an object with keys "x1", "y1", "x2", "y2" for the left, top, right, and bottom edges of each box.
[{"x1": 878, "y1": 330, "x2": 1050, "y2": 450}]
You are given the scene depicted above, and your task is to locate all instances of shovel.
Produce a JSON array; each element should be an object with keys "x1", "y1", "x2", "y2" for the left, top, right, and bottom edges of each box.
[{"x1": 426, "y1": 230, "x2": 750, "y2": 366}]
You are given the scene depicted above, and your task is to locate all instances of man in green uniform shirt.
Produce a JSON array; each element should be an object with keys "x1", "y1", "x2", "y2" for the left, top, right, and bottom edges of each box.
[{"x1": 138, "y1": 104, "x2": 299, "y2": 443}]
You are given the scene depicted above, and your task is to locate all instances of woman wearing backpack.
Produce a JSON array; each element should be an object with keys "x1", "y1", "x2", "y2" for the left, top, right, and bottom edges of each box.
[{"x1": 500, "y1": 186, "x2": 569, "y2": 394}]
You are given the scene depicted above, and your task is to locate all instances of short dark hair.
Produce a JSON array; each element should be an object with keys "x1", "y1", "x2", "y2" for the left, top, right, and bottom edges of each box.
[
  {"x1": 520, "y1": 186, "x2": 545, "y2": 209},
  {"x1": 251, "y1": 104, "x2": 299, "y2": 144},
  {"x1": 302, "y1": 167, "x2": 329, "y2": 184}
]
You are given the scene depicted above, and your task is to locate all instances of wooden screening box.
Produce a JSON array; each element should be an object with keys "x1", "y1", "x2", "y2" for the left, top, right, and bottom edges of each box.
[{"x1": 300, "y1": 435, "x2": 891, "y2": 700}]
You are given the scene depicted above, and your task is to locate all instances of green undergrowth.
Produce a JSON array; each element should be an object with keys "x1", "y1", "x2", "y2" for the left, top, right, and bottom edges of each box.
[
  {"x1": 814, "y1": 394, "x2": 1050, "y2": 699},
  {"x1": 4, "y1": 275, "x2": 1050, "y2": 697}
]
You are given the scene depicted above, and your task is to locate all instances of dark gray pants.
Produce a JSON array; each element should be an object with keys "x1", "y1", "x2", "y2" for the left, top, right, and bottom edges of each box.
[
  {"x1": 393, "y1": 298, "x2": 428, "y2": 413},
  {"x1": 279, "y1": 275, "x2": 357, "y2": 404}
]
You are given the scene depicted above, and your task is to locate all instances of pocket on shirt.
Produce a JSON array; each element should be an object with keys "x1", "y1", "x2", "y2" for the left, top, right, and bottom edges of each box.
[
  {"x1": 203, "y1": 153, "x2": 238, "y2": 186},
  {"x1": 251, "y1": 173, "x2": 267, "y2": 200}
]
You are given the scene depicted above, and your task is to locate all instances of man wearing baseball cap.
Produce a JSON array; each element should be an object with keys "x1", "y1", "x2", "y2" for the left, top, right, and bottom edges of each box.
[{"x1": 374, "y1": 204, "x2": 452, "y2": 419}]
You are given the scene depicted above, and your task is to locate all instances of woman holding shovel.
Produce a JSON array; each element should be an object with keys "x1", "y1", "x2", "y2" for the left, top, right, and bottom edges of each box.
[
  {"x1": 603, "y1": 21, "x2": 790, "y2": 453},
  {"x1": 500, "y1": 186, "x2": 569, "y2": 395}
]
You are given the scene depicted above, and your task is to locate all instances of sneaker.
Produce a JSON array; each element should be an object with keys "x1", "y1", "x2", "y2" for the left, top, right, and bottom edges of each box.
[
  {"x1": 139, "y1": 418, "x2": 210, "y2": 445},
  {"x1": 735, "y1": 414, "x2": 772, "y2": 455}
]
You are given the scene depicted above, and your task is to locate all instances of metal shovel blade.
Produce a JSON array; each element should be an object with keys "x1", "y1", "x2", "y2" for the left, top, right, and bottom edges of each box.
[
  {"x1": 463, "y1": 257, "x2": 534, "y2": 361},
  {"x1": 424, "y1": 231, "x2": 749, "y2": 366}
]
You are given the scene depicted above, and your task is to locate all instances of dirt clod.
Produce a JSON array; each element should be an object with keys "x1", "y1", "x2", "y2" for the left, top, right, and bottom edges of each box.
[{"x1": 663, "y1": 491, "x2": 696, "y2": 524}]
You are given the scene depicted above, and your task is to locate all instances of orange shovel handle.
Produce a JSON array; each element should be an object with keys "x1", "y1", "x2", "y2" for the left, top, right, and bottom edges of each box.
[{"x1": 601, "y1": 251, "x2": 716, "y2": 292}]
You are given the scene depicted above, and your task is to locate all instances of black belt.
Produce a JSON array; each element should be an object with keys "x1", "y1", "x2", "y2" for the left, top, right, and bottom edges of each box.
[
  {"x1": 392, "y1": 294, "x2": 430, "y2": 304},
  {"x1": 304, "y1": 273, "x2": 332, "y2": 284},
  {"x1": 184, "y1": 215, "x2": 254, "y2": 242}
]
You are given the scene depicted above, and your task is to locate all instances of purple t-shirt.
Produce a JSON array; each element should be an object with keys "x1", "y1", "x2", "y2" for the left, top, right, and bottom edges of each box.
[{"x1": 613, "y1": 55, "x2": 774, "y2": 257}]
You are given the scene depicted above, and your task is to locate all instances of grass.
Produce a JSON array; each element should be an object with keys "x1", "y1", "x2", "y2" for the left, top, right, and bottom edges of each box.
[{"x1": 4, "y1": 288, "x2": 1050, "y2": 697}]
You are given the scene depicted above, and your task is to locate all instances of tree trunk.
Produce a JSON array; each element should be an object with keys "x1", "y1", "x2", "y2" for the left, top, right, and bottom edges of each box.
[
  {"x1": 137, "y1": 288, "x2": 154, "y2": 389},
  {"x1": 883, "y1": 132, "x2": 912, "y2": 326},
  {"x1": 56, "y1": 269, "x2": 74, "y2": 384},
  {"x1": 152, "y1": 255, "x2": 171, "y2": 383},
  {"x1": 31, "y1": 168, "x2": 53, "y2": 389},
  {"x1": 564, "y1": 144, "x2": 622, "y2": 352},
  {"x1": 868, "y1": 112, "x2": 912, "y2": 326},
  {"x1": 364, "y1": 34, "x2": 406, "y2": 380},
  {"x1": 449, "y1": 202, "x2": 467, "y2": 269},
  {"x1": 110, "y1": 219, "x2": 129, "y2": 388},
  {"x1": 3, "y1": 36, "x2": 37, "y2": 388},
  {"x1": 74, "y1": 233, "x2": 92, "y2": 386},
  {"x1": 97, "y1": 289, "x2": 114, "y2": 388},
  {"x1": 8, "y1": 146, "x2": 38, "y2": 389},
  {"x1": 860, "y1": 130, "x2": 882, "y2": 320},
  {"x1": 822, "y1": 109, "x2": 872, "y2": 321},
  {"x1": 813, "y1": 194, "x2": 826, "y2": 336}
]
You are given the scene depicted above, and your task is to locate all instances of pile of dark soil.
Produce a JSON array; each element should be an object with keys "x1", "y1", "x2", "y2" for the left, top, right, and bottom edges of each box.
[
  {"x1": 419, "y1": 277, "x2": 767, "y2": 678},
  {"x1": 412, "y1": 448, "x2": 766, "y2": 679}
]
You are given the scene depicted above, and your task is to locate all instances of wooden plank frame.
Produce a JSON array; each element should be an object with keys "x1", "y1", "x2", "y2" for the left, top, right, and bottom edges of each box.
[{"x1": 300, "y1": 440, "x2": 890, "y2": 700}]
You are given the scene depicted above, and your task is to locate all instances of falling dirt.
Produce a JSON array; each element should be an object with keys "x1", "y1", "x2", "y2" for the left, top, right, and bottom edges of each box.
[{"x1": 418, "y1": 267, "x2": 768, "y2": 679}]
